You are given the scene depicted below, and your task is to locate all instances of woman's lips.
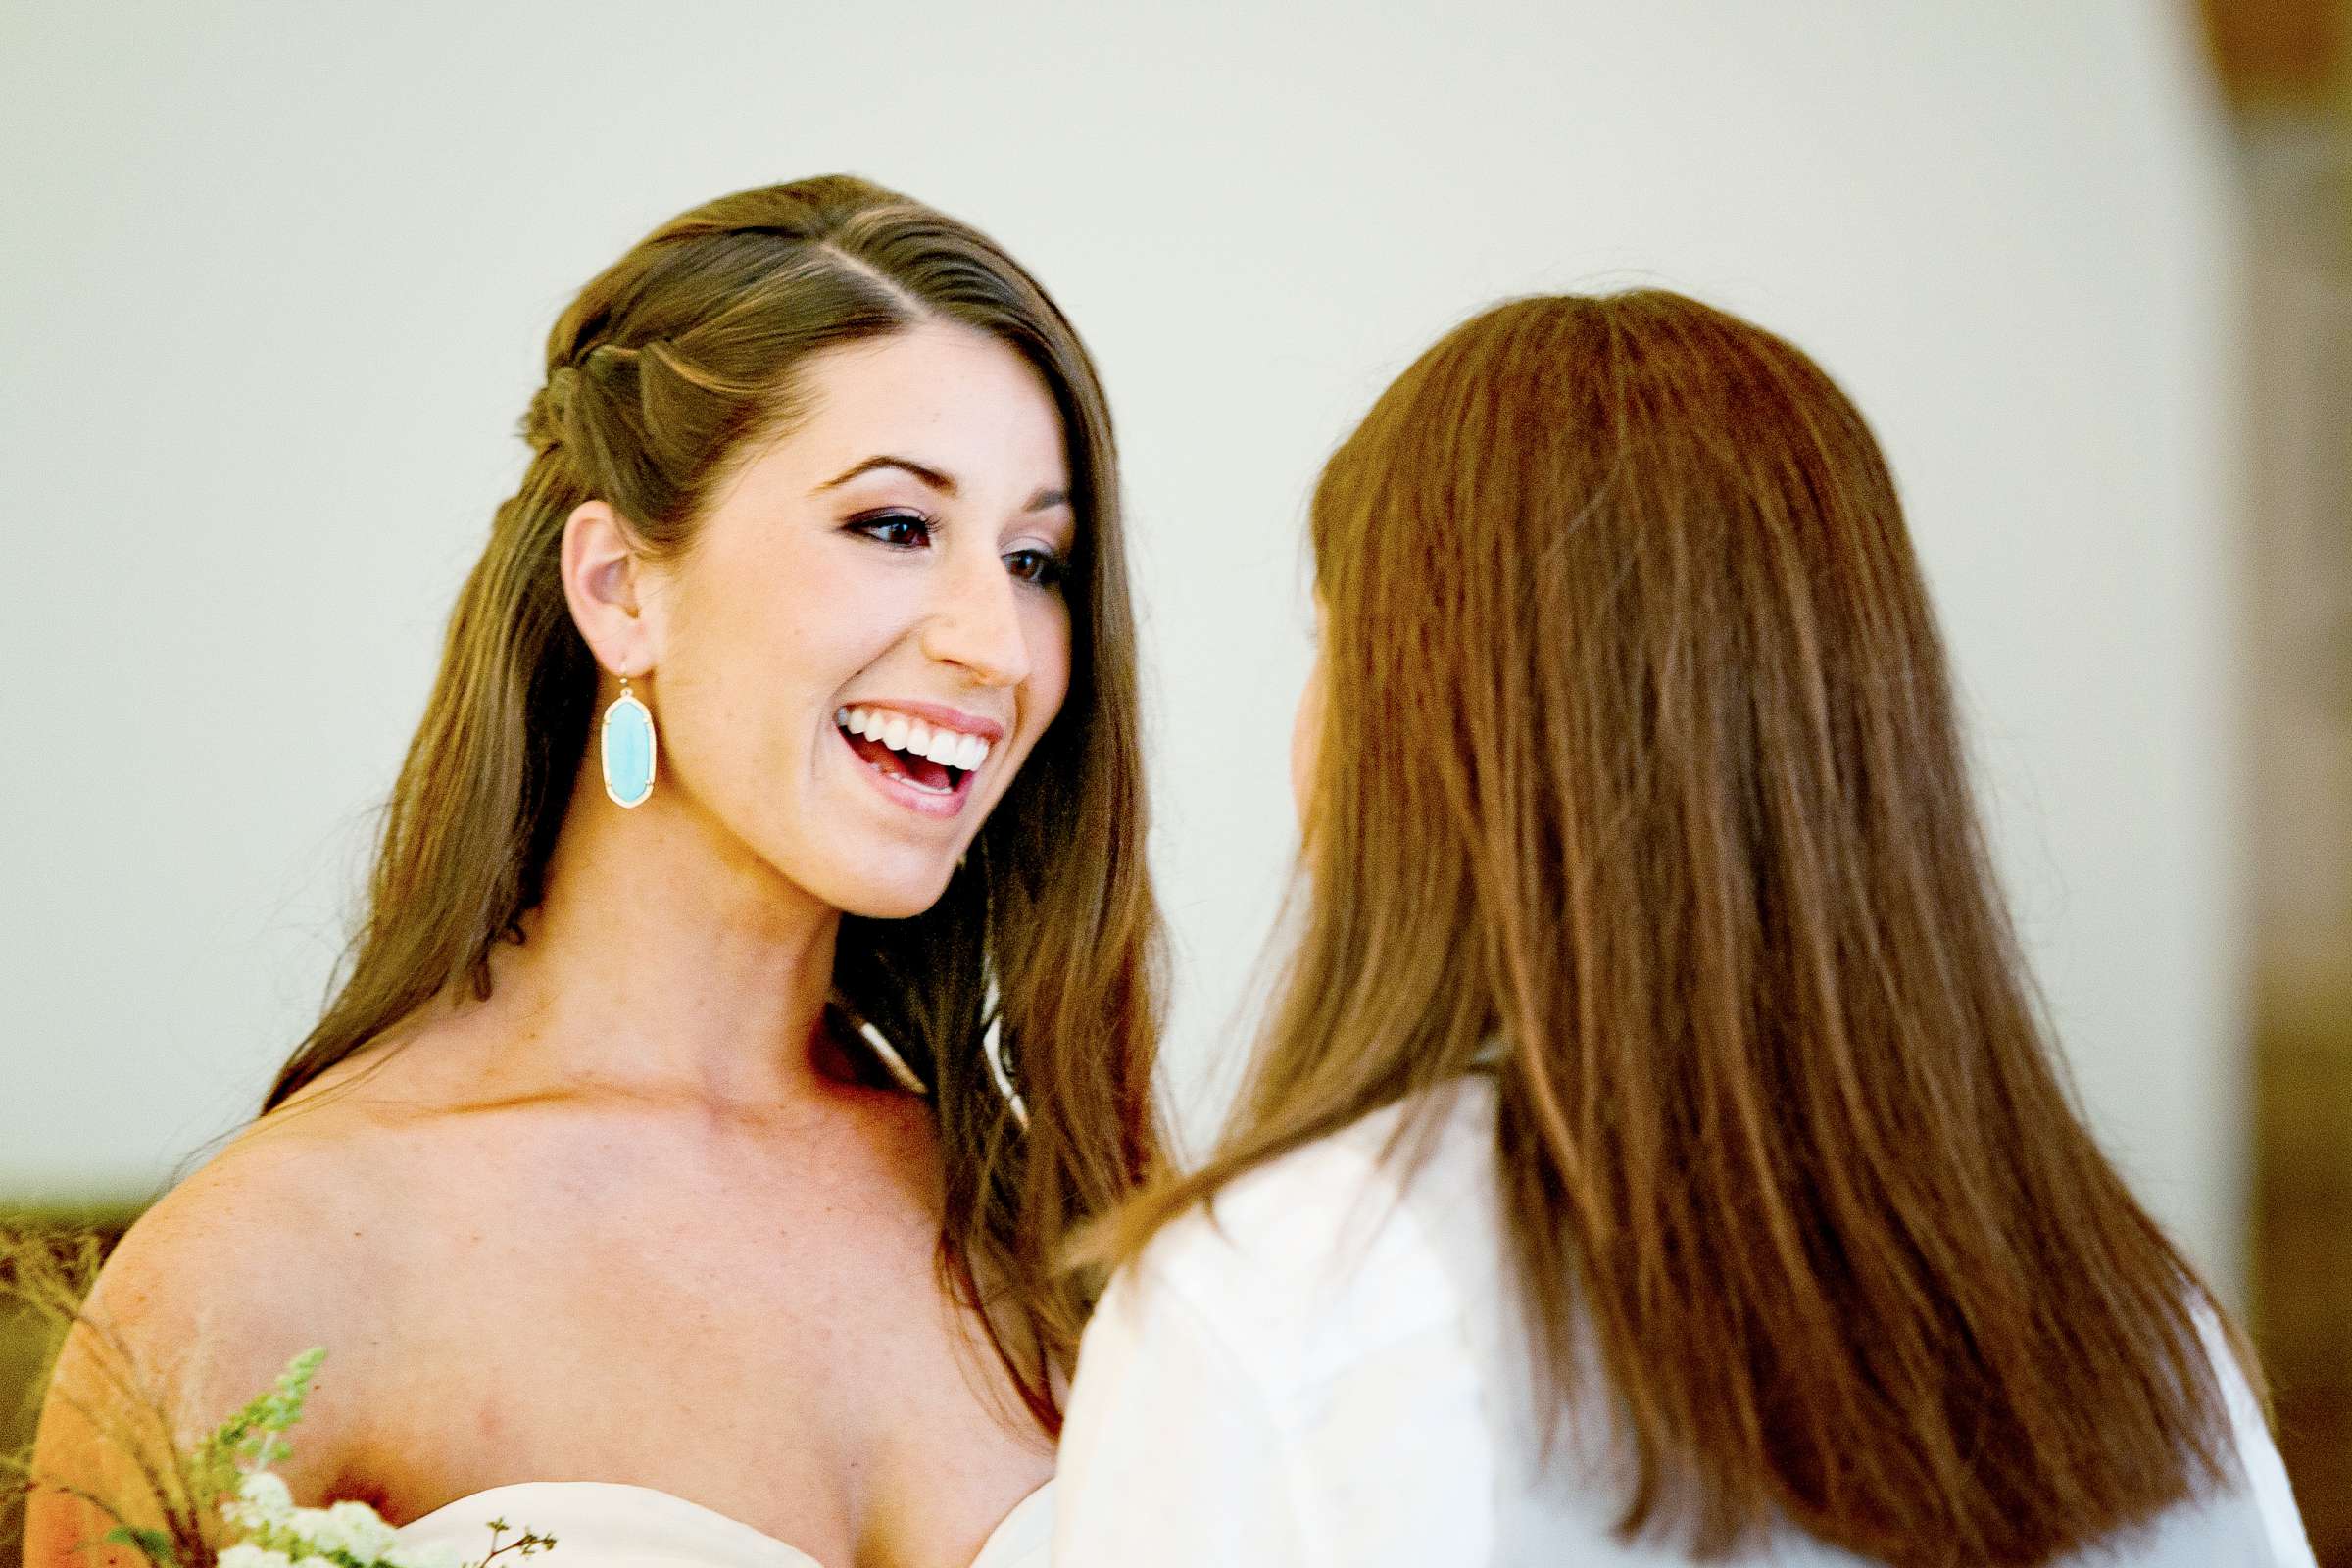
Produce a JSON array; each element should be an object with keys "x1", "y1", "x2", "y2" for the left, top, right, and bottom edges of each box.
[{"x1": 838, "y1": 724, "x2": 977, "y2": 818}]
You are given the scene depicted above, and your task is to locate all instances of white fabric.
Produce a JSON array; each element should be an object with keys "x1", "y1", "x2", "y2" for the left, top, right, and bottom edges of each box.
[
  {"x1": 1054, "y1": 1076, "x2": 2318, "y2": 1568},
  {"x1": 393, "y1": 1479, "x2": 1053, "y2": 1568}
]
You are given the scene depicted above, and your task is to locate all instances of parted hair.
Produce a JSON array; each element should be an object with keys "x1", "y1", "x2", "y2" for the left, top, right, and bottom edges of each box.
[
  {"x1": 1088, "y1": 290, "x2": 2252, "y2": 1563},
  {"x1": 266, "y1": 175, "x2": 1164, "y2": 1429}
]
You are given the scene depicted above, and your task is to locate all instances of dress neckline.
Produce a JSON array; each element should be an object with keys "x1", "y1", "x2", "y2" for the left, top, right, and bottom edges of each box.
[{"x1": 395, "y1": 1477, "x2": 1054, "y2": 1568}]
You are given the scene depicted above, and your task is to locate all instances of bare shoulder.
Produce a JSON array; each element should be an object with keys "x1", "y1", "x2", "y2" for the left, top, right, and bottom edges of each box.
[
  {"x1": 99, "y1": 1075, "x2": 398, "y2": 1340},
  {"x1": 23, "y1": 1054, "x2": 427, "y2": 1566}
]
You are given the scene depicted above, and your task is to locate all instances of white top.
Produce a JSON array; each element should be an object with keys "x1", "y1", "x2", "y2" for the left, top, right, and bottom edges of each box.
[
  {"x1": 393, "y1": 1479, "x2": 1053, "y2": 1568},
  {"x1": 1054, "y1": 1075, "x2": 2317, "y2": 1567}
]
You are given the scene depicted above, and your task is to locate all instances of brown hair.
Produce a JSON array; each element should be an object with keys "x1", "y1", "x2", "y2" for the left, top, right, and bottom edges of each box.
[
  {"x1": 265, "y1": 175, "x2": 1163, "y2": 1429},
  {"x1": 1094, "y1": 291, "x2": 2248, "y2": 1562}
]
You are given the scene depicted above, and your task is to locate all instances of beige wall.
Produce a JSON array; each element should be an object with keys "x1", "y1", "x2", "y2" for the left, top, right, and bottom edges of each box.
[{"x1": 0, "y1": 4, "x2": 2253, "y2": 1298}]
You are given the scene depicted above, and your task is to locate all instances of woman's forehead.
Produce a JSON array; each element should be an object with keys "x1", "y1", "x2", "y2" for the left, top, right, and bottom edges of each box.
[{"x1": 775, "y1": 325, "x2": 1070, "y2": 490}]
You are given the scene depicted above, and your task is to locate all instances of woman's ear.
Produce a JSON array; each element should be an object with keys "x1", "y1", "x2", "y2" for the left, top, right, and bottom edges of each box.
[{"x1": 560, "y1": 499, "x2": 659, "y2": 676}]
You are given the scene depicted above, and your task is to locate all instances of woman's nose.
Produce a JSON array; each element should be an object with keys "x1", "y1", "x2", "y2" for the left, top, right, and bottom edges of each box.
[{"x1": 918, "y1": 549, "x2": 1032, "y2": 688}]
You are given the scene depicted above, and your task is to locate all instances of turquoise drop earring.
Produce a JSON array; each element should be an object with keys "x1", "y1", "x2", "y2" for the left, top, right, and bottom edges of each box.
[{"x1": 601, "y1": 672, "x2": 657, "y2": 808}]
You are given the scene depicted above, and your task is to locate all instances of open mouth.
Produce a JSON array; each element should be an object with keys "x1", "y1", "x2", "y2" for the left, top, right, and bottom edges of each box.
[{"x1": 835, "y1": 706, "x2": 992, "y2": 798}]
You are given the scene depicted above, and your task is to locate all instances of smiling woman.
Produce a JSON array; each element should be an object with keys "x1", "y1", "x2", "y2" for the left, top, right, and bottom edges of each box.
[
  {"x1": 563, "y1": 322, "x2": 1083, "y2": 910},
  {"x1": 24, "y1": 176, "x2": 1162, "y2": 1568}
]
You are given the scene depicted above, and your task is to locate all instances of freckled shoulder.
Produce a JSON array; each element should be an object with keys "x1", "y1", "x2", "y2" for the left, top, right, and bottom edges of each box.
[{"x1": 24, "y1": 1074, "x2": 417, "y2": 1568}]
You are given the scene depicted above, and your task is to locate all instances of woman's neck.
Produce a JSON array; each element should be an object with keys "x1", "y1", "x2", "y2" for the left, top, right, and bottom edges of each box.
[{"x1": 461, "y1": 760, "x2": 847, "y2": 1114}]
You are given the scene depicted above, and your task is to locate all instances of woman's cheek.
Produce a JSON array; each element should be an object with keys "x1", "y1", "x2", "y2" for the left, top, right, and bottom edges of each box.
[{"x1": 1290, "y1": 650, "x2": 1326, "y2": 834}]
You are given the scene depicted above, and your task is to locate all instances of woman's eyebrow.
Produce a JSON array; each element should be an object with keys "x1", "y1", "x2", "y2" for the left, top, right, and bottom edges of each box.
[
  {"x1": 816, "y1": 454, "x2": 1071, "y2": 514},
  {"x1": 815, "y1": 454, "x2": 956, "y2": 495}
]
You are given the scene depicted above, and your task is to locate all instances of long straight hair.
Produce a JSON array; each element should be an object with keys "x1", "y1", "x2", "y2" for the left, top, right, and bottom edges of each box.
[
  {"x1": 266, "y1": 176, "x2": 1164, "y2": 1430},
  {"x1": 1094, "y1": 291, "x2": 2246, "y2": 1563}
]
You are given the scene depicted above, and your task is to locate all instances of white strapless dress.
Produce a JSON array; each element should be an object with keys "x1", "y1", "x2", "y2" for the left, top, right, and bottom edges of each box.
[{"x1": 392, "y1": 1480, "x2": 1054, "y2": 1568}]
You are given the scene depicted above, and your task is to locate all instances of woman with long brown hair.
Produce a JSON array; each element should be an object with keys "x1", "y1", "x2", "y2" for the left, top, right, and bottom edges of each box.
[
  {"x1": 27, "y1": 175, "x2": 1161, "y2": 1568},
  {"x1": 1054, "y1": 291, "x2": 2311, "y2": 1565}
]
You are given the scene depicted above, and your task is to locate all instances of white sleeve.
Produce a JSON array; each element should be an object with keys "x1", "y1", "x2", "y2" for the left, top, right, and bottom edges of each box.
[
  {"x1": 1053, "y1": 1263, "x2": 1312, "y2": 1565},
  {"x1": 1054, "y1": 1250, "x2": 1496, "y2": 1567}
]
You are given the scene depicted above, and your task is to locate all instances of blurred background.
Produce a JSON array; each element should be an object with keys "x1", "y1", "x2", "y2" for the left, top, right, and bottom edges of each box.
[
  {"x1": 2224, "y1": 0, "x2": 2352, "y2": 1554},
  {"x1": 0, "y1": 1, "x2": 2344, "y2": 1561}
]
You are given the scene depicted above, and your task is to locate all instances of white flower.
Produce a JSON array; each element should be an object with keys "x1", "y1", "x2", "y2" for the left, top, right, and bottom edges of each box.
[
  {"x1": 219, "y1": 1546, "x2": 293, "y2": 1568},
  {"x1": 292, "y1": 1557, "x2": 340, "y2": 1568},
  {"x1": 329, "y1": 1498, "x2": 402, "y2": 1561},
  {"x1": 285, "y1": 1499, "x2": 400, "y2": 1561},
  {"x1": 238, "y1": 1471, "x2": 296, "y2": 1521},
  {"x1": 219, "y1": 1501, "x2": 259, "y2": 1533},
  {"x1": 285, "y1": 1506, "x2": 338, "y2": 1547},
  {"x1": 384, "y1": 1544, "x2": 466, "y2": 1568}
]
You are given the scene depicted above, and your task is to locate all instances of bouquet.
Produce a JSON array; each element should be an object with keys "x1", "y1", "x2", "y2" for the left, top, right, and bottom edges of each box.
[{"x1": 4, "y1": 1227, "x2": 551, "y2": 1568}]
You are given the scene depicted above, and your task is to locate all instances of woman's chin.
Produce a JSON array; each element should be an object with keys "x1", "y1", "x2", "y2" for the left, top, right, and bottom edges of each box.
[
  {"x1": 754, "y1": 822, "x2": 960, "y2": 921},
  {"x1": 816, "y1": 863, "x2": 956, "y2": 922}
]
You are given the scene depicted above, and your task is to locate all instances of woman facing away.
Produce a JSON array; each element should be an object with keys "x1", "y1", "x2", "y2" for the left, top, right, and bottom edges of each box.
[
  {"x1": 1054, "y1": 291, "x2": 2315, "y2": 1566},
  {"x1": 27, "y1": 174, "x2": 1162, "y2": 1568}
]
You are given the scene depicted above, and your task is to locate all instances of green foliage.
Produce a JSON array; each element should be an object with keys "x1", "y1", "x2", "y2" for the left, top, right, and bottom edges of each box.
[
  {"x1": 478, "y1": 1519, "x2": 559, "y2": 1563},
  {"x1": 5, "y1": 1235, "x2": 545, "y2": 1568},
  {"x1": 188, "y1": 1347, "x2": 324, "y2": 1509},
  {"x1": 103, "y1": 1523, "x2": 180, "y2": 1565}
]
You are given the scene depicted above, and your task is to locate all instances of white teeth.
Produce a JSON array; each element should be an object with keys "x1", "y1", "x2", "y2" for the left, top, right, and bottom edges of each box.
[{"x1": 839, "y1": 706, "x2": 992, "y2": 771}]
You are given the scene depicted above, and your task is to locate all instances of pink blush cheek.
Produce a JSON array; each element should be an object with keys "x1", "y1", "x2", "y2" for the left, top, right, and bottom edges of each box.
[
  {"x1": 1021, "y1": 597, "x2": 1077, "y2": 720},
  {"x1": 1290, "y1": 652, "x2": 1326, "y2": 832}
]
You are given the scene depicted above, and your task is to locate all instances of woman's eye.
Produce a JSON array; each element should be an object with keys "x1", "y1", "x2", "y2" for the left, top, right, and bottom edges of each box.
[
  {"x1": 1004, "y1": 548, "x2": 1067, "y2": 588},
  {"x1": 851, "y1": 511, "x2": 931, "y2": 548}
]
